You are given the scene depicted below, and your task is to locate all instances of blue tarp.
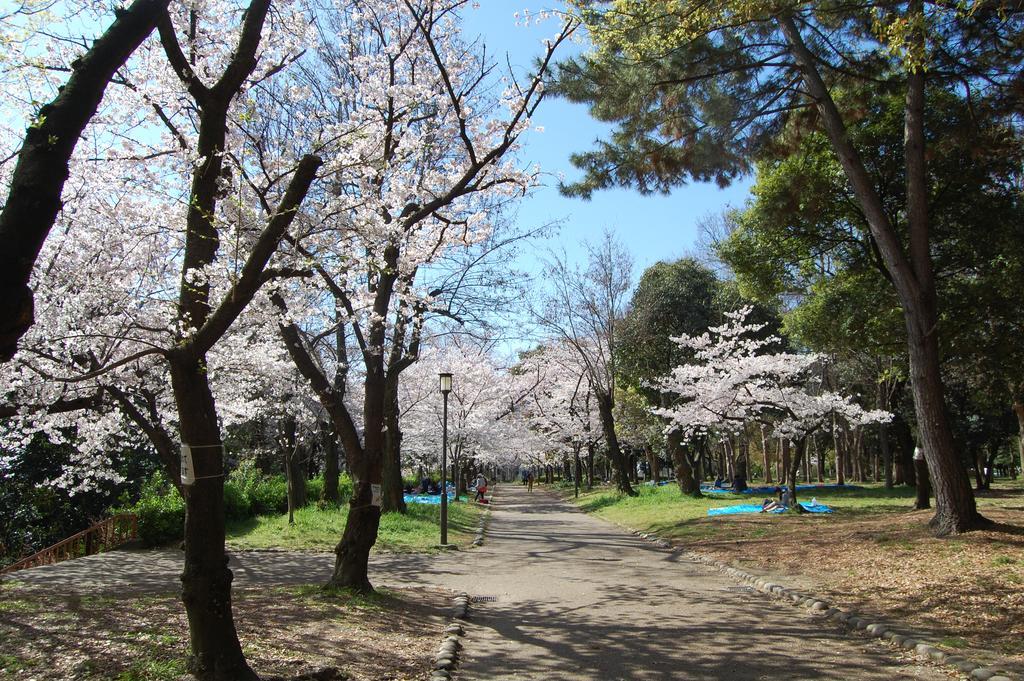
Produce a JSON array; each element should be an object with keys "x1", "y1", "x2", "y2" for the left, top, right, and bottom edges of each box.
[
  {"x1": 403, "y1": 492, "x2": 454, "y2": 505},
  {"x1": 707, "y1": 501, "x2": 834, "y2": 516}
]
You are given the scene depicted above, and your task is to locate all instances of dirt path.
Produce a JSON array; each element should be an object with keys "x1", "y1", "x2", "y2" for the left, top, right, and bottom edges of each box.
[{"x1": 5, "y1": 486, "x2": 955, "y2": 680}]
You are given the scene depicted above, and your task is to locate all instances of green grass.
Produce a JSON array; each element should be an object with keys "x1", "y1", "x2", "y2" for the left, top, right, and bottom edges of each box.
[
  {"x1": 226, "y1": 500, "x2": 484, "y2": 552},
  {"x1": 0, "y1": 654, "x2": 35, "y2": 673},
  {"x1": 570, "y1": 478, "x2": 1021, "y2": 544},
  {"x1": 114, "y1": 658, "x2": 187, "y2": 681},
  {"x1": 939, "y1": 636, "x2": 969, "y2": 649}
]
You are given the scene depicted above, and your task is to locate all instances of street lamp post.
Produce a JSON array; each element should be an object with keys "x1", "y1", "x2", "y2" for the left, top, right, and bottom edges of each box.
[{"x1": 439, "y1": 372, "x2": 452, "y2": 546}]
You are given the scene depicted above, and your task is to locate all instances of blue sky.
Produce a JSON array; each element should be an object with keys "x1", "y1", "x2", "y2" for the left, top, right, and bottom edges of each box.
[{"x1": 461, "y1": 4, "x2": 753, "y2": 278}]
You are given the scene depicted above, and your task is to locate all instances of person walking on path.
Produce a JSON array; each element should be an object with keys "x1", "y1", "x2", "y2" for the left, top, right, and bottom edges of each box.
[
  {"x1": 527, "y1": 470, "x2": 534, "y2": 492},
  {"x1": 474, "y1": 472, "x2": 488, "y2": 502}
]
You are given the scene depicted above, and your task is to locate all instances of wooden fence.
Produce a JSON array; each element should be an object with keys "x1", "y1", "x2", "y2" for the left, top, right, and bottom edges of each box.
[{"x1": 1, "y1": 513, "x2": 138, "y2": 575}]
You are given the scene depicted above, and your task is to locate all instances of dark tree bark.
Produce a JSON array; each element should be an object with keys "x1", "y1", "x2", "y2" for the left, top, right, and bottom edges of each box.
[
  {"x1": 1013, "y1": 397, "x2": 1024, "y2": 481},
  {"x1": 879, "y1": 374, "x2": 894, "y2": 489},
  {"x1": 893, "y1": 412, "x2": 917, "y2": 486},
  {"x1": 586, "y1": 443, "x2": 595, "y2": 490},
  {"x1": 813, "y1": 435, "x2": 825, "y2": 483},
  {"x1": 322, "y1": 421, "x2": 341, "y2": 503},
  {"x1": 381, "y1": 374, "x2": 407, "y2": 513},
  {"x1": 914, "y1": 450, "x2": 932, "y2": 510},
  {"x1": 760, "y1": 427, "x2": 773, "y2": 484},
  {"x1": 0, "y1": 0, "x2": 171, "y2": 361},
  {"x1": 169, "y1": 352, "x2": 255, "y2": 680},
  {"x1": 834, "y1": 421, "x2": 847, "y2": 486},
  {"x1": 646, "y1": 444, "x2": 661, "y2": 484},
  {"x1": 151, "y1": 2, "x2": 322, "y2": 671},
  {"x1": 780, "y1": 438, "x2": 792, "y2": 489},
  {"x1": 596, "y1": 391, "x2": 635, "y2": 495},
  {"x1": 283, "y1": 418, "x2": 308, "y2": 519},
  {"x1": 787, "y1": 437, "x2": 808, "y2": 505},
  {"x1": 667, "y1": 430, "x2": 701, "y2": 497},
  {"x1": 779, "y1": 12, "x2": 982, "y2": 535}
]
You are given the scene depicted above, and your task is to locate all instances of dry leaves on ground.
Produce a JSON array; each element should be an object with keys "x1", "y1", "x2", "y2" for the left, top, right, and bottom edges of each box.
[
  {"x1": 693, "y1": 505, "x2": 1024, "y2": 670},
  {"x1": 0, "y1": 583, "x2": 451, "y2": 680}
]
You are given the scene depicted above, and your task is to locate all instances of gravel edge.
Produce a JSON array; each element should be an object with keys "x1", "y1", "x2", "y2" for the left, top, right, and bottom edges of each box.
[{"x1": 627, "y1": 527, "x2": 1014, "y2": 681}]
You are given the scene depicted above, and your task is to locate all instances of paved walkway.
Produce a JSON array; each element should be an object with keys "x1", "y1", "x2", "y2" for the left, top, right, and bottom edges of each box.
[{"x1": 6, "y1": 485, "x2": 950, "y2": 680}]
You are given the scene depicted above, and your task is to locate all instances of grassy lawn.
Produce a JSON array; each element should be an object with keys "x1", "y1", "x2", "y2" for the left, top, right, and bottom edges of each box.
[
  {"x1": 0, "y1": 582, "x2": 450, "y2": 680},
  {"x1": 566, "y1": 478, "x2": 1024, "y2": 665},
  {"x1": 226, "y1": 499, "x2": 485, "y2": 552}
]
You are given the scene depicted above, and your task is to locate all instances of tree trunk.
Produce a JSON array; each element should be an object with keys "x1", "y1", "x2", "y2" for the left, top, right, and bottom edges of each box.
[
  {"x1": 283, "y1": 417, "x2": 307, "y2": 520},
  {"x1": 914, "y1": 449, "x2": 932, "y2": 510},
  {"x1": 984, "y1": 443, "x2": 998, "y2": 489},
  {"x1": 586, "y1": 443, "x2": 595, "y2": 490},
  {"x1": 322, "y1": 422, "x2": 340, "y2": 504},
  {"x1": 803, "y1": 439, "x2": 811, "y2": 483},
  {"x1": 574, "y1": 447, "x2": 582, "y2": 498},
  {"x1": 788, "y1": 438, "x2": 808, "y2": 505},
  {"x1": 880, "y1": 419, "x2": 893, "y2": 489},
  {"x1": 596, "y1": 391, "x2": 635, "y2": 495},
  {"x1": 834, "y1": 422, "x2": 846, "y2": 486},
  {"x1": 169, "y1": 354, "x2": 256, "y2": 680},
  {"x1": 780, "y1": 438, "x2": 791, "y2": 489},
  {"x1": 329, "y1": 363, "x2": 385, "y2": 593},
  {"x1": 972, "y1": 448, "x2": 987, "y2": 491},
  {"x1": 1013, "y1": 399, "x2": 1024, "y2": 481},
  {"x1": 648, "y1": 445, "x2": 661, "y2": 484},
  {"x1": 894, "y1": 412, "x2": 916, "y2": 486},
  {"x1": 668, "y1": 430, "x2": 702, "y2": 497},
  {"x1": 760, "y1": 426, "x2": 773, "y2": 484},
  {"x1": 380, "y1": 376, "x2": 406, "y2": 513},
  {"x1": 813, "y1": 435, "x2": 825, "y2": 482},
  {"x1": 780, "y1": 11, "x2": 983, "y2": 535}
]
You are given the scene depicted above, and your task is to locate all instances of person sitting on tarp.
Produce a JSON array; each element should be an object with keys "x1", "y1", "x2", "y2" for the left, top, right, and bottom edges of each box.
[
  {"x1": 733, "y1": 473, "x2": 748, "y2": 492},
  {"x1": 761, "y1": 497, "x2": 784, "y2": 512},
  {"x1": 713, "y1": 476, "x2": 725, "y2": 488}
]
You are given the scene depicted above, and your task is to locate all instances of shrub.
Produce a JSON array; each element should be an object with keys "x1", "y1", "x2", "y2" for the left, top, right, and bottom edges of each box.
[
  {"x1": 222, "y1": 480, "x2": 250, "y2": 521},
  {"x1": 337, "y1": 473, "x2": 354, "y2": 502},
  {"x1": 249, "y1": 476, "x2": 288, "y2": 515},
  {"x1": 122, "y1": 473, "x2": 184, "y2": 546},
  {"x1": 227, "y1": 460, "x2": 287, "y2": 516},
  {"x1": 305, "y1": 476, "x2": 324, "y2": 504}
]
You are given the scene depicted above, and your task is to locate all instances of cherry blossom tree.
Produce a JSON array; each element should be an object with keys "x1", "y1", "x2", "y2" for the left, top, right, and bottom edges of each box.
[
  {"x1": 653, "y1": 309, "x2": 890, "y2": 503},
  {"x1": 400, "y1": 338, "x2": 519, "y2": 491},
  {"x1": 517, "y1": 341, "x2": 602, "y2": 494},
  {"x1": 0, "y1": 0, "x2": 325, "y2": 675},
  {"x1": 270, "y1": 0, "x2": 576, "y2": 592},
  {"x1": 532, "y1": 230, "x2": 635, "y2": 494}
]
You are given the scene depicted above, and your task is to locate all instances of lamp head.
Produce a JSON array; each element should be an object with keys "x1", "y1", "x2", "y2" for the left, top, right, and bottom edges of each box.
[{"x1": 439, "y1": 372, "x2": 453, "y2": 395}]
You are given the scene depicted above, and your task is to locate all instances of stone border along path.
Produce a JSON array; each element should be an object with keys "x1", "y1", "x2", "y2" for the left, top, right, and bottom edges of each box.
[
  {"x1": 471, "y1": 494, "x2": 492, "y2": 547},
  {"x1": 432, "y1": 592, "x2": 471, "y2": 680},
  {"x1": 436, "y1": 491, "x2": 490, "y2": 679},
  {"x1": 628, "y1": 528, "x2": 1015, "y2": 681}
]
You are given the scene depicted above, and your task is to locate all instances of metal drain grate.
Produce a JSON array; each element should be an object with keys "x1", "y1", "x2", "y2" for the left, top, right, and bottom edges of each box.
[{"x1": 472, "y1": 595, "x2": 498, "y2": 603}]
